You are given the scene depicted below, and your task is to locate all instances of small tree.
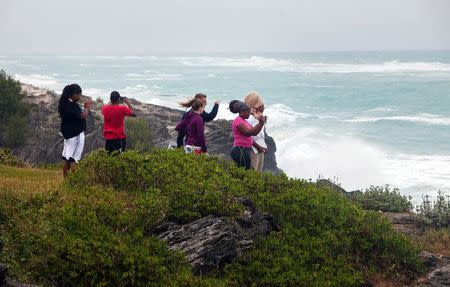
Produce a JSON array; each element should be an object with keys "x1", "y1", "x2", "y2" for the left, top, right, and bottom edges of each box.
[
  {"x1": 0, "y1": 70, "x2": 29, "y2": 147},
  {"x1": 417, "y1": 191, "x2": 450, "y2": 228},
  {"x1": 125, "y1": 118, "x2": 153, "y2": 152}
]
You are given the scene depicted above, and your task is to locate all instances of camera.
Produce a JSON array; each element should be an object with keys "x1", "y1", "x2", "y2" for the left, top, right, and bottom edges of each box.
[{"x1": 119, "y1": 96, "x2": 127, "y2": 102}]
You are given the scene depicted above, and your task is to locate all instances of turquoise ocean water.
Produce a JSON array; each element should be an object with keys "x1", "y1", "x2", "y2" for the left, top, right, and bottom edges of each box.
[{"x1": 1, "y1": 51, "x2": 449, "y2": 203}]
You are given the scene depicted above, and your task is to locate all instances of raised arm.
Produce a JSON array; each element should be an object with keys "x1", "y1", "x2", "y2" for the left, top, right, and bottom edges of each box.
[
  {"x1": 237, "y1": 117, "x2": 265, "y2": 137},
  {"x1": 202, "y1": 102, "x2": 219, "y2": 122},
  {"x1": 124, "y1": 98, "x2": 136, "y2": 117}
]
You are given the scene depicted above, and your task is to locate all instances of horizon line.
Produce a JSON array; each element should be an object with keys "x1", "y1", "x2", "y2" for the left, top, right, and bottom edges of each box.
[{"x1": 1, "y1": 49, "x2": 450, "y2": 57}]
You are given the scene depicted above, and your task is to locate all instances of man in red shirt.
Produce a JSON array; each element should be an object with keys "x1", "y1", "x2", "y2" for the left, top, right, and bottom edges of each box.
[{"x1": 101, "y1": 91, "x2": 136, "y2": 153}]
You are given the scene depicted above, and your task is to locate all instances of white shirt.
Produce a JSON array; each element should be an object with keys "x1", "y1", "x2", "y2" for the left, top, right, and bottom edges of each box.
[{"x1": 246, "y1": 115, "x2": 267, "y2": 153}]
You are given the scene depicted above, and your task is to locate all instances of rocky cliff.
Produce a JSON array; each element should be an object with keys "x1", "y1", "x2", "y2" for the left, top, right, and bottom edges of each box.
[{"x1": 14, "y1": 84, "x2": 281, "y2": 173}]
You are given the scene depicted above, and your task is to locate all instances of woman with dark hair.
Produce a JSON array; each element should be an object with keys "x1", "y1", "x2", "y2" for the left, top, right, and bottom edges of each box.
[
  {"x1": 175, "y1": 99, "x2": 207, "y2": 154},
  {"x1": 58, "y1": 83, "x2": 92, "y2": 177},
  {"x1": 176, "y1": 93, "x2": 220, "y2": 147},
  {"x1": 229, "y1": 100, "x2": 265, "y2": 169}
]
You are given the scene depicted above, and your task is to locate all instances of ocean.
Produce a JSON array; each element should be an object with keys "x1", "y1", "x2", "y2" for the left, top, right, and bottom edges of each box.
[{"x1": 1, "y1": 51, "x2": 449, "y2": 203}]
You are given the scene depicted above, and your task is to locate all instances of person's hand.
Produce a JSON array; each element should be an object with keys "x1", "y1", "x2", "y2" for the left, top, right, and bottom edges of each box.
[
  {"x1": 123, "y1": 97, "x2": 129, "y2": 104},
  {"x1": 257, "y1": 113, "x2": 266, "y2": 124},
  {"x1": 84, "y1": 98, "x2": 93, "y2": 109},
  {"x1": 214, "y1": 100, "x2": 220, "y2": 105},
  {"x1": 257, "y1": 146, "x2": 268, "y2": 153}
]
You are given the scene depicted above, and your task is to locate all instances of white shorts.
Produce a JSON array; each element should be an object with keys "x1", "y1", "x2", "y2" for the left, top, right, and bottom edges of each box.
[{"x1": 62, "y1": 132, "x2": 85, "y2": 163}]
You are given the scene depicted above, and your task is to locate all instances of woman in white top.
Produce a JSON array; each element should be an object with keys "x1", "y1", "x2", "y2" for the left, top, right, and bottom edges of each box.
[{"x1": 244, "y1": 91, "x2": 268, "y2": 172}]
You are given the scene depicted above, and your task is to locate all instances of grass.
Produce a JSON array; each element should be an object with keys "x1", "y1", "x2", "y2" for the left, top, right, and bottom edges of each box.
[
  {"x1": 0, "y1": 165, "x2": 62, "y2": 195},
  {"x1": 413, "y1": 228, "x2": 450, "y2": 256}
]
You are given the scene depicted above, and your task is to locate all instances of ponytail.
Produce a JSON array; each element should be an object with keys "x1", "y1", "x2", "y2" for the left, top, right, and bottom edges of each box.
[
  {"x1": 58, "y1": 85, "x2": 71, "y2": 117},
  {"x1": 179, "y1": 93, "x2": 207, "y2": 108},
  {"x1": 179, "y1": 97, "x2": 197, "y2": 108}
]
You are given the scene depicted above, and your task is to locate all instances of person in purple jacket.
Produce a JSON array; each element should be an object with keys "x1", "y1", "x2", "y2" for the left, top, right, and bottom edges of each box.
[{"x1": 175, "y1": 100, "x2": 207, "y2": 154}]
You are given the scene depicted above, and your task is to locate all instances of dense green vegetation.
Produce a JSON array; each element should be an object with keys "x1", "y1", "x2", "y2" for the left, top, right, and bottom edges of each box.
[
  {"x1": 125, "y1": 117, "x2": 154, "y2": 152},
  {"x1": 0, "y1": 150, "x2": 424, "y2": 286},
  {"x1": 417, "y1": 191, "x2": 450, "y2": 228},
  {"x1": 0, "y1": 70, "x2": 29, "y2": 147},
  {"x1": 349, "y1": 185, "x2": 413, "y2": 212}
]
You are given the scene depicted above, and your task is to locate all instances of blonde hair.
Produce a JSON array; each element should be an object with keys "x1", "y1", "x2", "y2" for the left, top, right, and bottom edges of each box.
[
  {"x1": 179, "y1": 93, "x2": 207, "y2": 108},
  {"x1": 244, "y1": 91, "x2": 264, "y2": 108}
]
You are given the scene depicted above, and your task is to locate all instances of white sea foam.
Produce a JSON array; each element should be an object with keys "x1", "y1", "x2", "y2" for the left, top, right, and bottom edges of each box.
[
  {"x1": 83, "y1": 88, "x2": 110, "y2": 99},
  {"x1": 365, "y1": 107, "x2": 397, "y2": 113},
  {"x1": 178, "y1": 56, "x2": 450, "y2": 73},
  {"x1": 270, "y1": 122, "x2": 450, "y2": 203},
  {"x1": 346, "y1": 113, "x2": 450, "y2": 126},
  {"x1": 14, "y1": 74, "x2": 59, "y2": 89}
]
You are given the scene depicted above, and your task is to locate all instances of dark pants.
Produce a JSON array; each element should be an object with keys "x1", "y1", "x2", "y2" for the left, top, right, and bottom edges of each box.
[
  {"x1": 105, "y1": 138, "x2": 126, "y2": 153},
  {"x1": 176, "y1": 131, "x2": 185, "y2": 147},
  {"x1": 230, "y1": 146, "x2": 252, "y2": 169}
]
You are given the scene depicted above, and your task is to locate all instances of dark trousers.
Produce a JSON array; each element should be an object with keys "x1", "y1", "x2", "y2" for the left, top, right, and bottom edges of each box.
[
  {"x1": 230, "y1": 146, "x2": 252, "y2": 169},
  {"x1": 105, "y1": 138, "x2": 126, "y2": 153},
  {"x1": 176, "y1": 131, "x2": 185, "y2": 147}
]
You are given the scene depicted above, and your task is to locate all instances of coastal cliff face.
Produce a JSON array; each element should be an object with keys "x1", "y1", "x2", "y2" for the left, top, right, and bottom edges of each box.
[{"x1": 14, "y1": 84, "x2": 282, "y2": 173}]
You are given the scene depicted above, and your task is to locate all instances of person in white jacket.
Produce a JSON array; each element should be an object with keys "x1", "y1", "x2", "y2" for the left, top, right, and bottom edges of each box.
[{"x1": 244, "y1": 91, "x2": 268, "y2": 172}]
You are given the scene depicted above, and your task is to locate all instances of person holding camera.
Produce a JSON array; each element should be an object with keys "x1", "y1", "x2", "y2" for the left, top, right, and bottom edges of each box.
[
  {"x1": 229, "y1": 100, "x2": 266, "y2": 169},
  {"x1": 58, "y1": 83, "x2": 92, "y2": 177},
  {"x1": 101, "y1": 91, "x2": 136, "y2": 153},
  {"x1": 244, "y1": 91, "x2": 268, "y2": 172}
]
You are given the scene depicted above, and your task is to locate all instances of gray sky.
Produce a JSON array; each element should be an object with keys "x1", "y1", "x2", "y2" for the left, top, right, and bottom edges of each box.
[{"x1": 1, "y1": 0, "x2": 449, "y2": 54}]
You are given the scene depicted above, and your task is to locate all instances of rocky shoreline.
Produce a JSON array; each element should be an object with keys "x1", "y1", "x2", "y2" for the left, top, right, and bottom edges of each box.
[
  {"x1": 2, "y1": 84, "x2": 449, "y2": 286},
  {"x1": 15, "y1": 83, "x2": 281, "y2": 173}
]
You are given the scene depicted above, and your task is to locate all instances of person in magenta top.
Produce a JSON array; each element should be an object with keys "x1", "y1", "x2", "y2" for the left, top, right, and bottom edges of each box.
[
  {"x1": 229, "y1": 100, "x2": 265, "y2": 169},
  {"x1": 101, "y1": 91, "x2": 136, "y2": 153},
  {"x1": 175, "y1": 100, "x2": 207, "y2": 154}
]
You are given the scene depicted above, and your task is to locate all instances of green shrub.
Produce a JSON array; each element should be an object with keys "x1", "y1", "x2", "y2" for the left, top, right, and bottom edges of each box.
[
  {"x1": 417, "y1": 192, "x2": 450, "y2": 228},
  {"x1": 1, "y1": 149, "x2": 424, "y2": 286},
  {"x1": 349, "y1": 185, "x2": 413, "y2": 212},
  {"x1": 222, "y1": 186, "x2": 422, "y2": 286},
  {"x1": 0, "y1": 70, "x2": 29, "y2": 147},
  {"x1": 0, "y1": 148, "x2": 26, "y2": 167},
  {"x1": 29, "y1": 187, "x2": 195, "y2": 286},
  {"x1": 67, "y1": 149, "x2": 245, "y2": 221},
  {"x1": 4, "y1": 114, "x2": 28, "y2": 147},
  {"x1": 125, "y1": 118, "x2": 153, "y2": 152}
]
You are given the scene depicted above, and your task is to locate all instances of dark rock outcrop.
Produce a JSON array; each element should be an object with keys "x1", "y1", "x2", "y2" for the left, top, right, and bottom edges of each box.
[
  {"x1": 415, "y1": 251, "x2": 450, "y2": 286},
  {"x1": 155, "y1": 199, "x2": 278, "y2": 274},
  {"x1": 14, "y1": 84, "x2": 281, "y2": 174},
  {"x1": 420, "y1": 251, "x2": 450, "y2": 269},
  {"x1": 424, "y1": 266, "x2": 450, "y2": 287},
  {"x1": 382, "y1": 212, "x2": 421, "y2": 235}
]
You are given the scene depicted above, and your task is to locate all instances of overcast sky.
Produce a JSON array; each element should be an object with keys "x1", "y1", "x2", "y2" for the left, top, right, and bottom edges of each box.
[{"x1": 1, "y1": 0, "x2": 449, "y2": 54}]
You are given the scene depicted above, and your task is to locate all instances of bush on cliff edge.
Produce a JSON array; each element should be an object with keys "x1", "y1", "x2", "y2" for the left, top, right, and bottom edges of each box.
[{"x1": 0, "y1": 149, "x2": 423, "y2": 286}]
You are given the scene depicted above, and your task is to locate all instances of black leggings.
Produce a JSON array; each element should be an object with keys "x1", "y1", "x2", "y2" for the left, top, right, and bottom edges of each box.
[{"x1": 230, "y1": 146, "x2": 252, "y2": 169}]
